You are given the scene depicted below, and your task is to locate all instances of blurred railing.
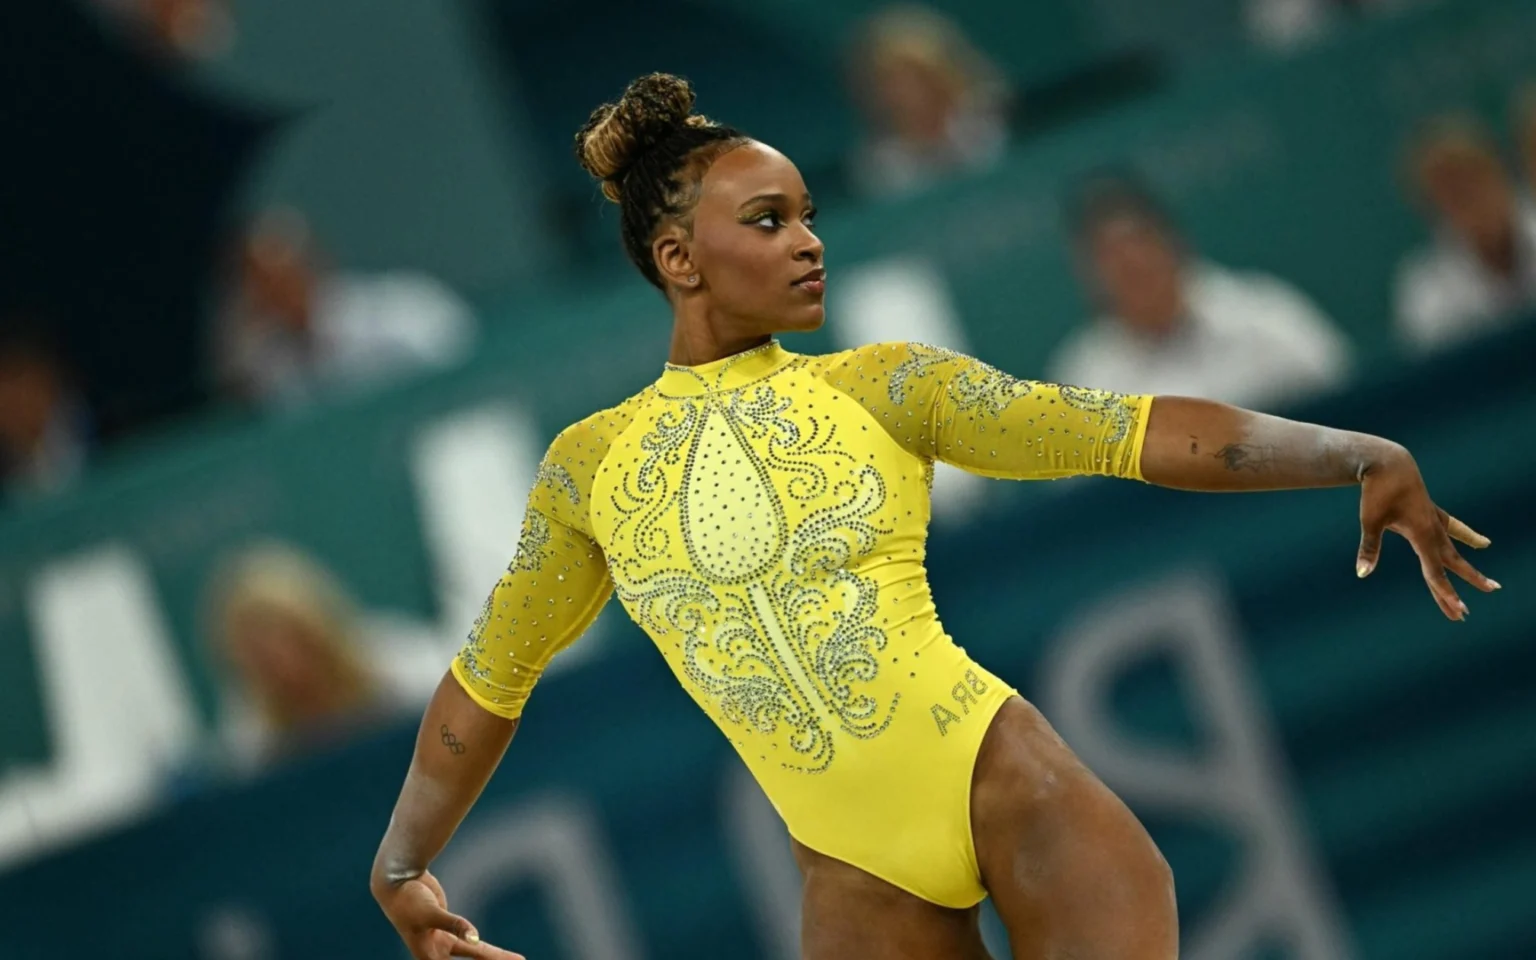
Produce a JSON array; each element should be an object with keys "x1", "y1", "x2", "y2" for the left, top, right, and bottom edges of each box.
[{"x1": 0, "y1": 320, "x2": 1531, "y2": 959}]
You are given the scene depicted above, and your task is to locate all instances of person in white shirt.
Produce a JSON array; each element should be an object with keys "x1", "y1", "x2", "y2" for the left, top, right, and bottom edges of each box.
[
  {"x1": 1394, "y1": 117, "x2": 1536, "y2": 355},
  {"x1": 214, "y1": 208, "x2": 476, "y2": 411},
  {"x1": 1050, "y1": 174, "x2": 1352, "y2": 411}
]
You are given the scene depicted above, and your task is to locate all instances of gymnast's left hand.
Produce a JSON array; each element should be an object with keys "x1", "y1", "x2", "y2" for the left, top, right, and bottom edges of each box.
[
  {"x1": 376, "y1": 870, "x2": 526, "y2": 960},
  {"x1": 1355, "y1": 443, "x2": 1499, "y2": 620}
]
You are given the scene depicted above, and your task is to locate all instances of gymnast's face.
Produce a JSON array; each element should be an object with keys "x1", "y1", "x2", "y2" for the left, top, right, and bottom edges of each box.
[{"x1": 666, "y1": 141, "x2": 827, "y2": 333}]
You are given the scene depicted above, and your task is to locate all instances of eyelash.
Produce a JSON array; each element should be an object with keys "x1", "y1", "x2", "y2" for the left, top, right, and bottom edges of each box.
[{"x1": 751, "y1": 209, "x2": 817, "y2": 230}]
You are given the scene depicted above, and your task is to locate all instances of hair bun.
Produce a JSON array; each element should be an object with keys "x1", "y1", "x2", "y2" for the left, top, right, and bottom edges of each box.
[{"x1": 575, "y1": 73, "x2": 700, "y2": 203}]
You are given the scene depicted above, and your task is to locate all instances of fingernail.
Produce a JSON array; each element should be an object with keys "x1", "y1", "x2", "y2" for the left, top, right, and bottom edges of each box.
[
  {"x1": 1489, "y1": 579, "x2": 1502, "y2": 590},
  {"x1": 1356, "y1": 562, "x2": 1371, "y2": 579},
  {"x1": 1459, "y1": 602, "x2": 1469, "y2": 618},
  {"x1": 466, "y1": 933, "x2": 480, "y2": 944}
]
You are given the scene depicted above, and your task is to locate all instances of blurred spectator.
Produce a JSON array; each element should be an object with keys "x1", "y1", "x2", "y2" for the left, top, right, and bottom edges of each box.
[
  {"x1": 213, "y1": 208, "x2": 477, "y2": 411},
  {"x1": 94, "y1": 0, "x2": 235, "y2": 60},
  {"x1": 1050, "y1": 174, "x2": 1351, "y2": 409},
  {"x1": 0, "y1": 326, "x2": 92, "y2": 503},
  {"x1": 206, "y1": 542, "x2": 442, "y2": 772},
  {"x1": 846, "y1": 4, "x2": 1011, "y2": 199},
  {"x1": 1394, "y1": 117, "x2": 1536, "y2": 355}
]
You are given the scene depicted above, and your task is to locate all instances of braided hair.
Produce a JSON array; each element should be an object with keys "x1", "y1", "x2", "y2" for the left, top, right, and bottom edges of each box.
[{"x1": 575, "y1": 73, "x2": 749, "y2": 289}]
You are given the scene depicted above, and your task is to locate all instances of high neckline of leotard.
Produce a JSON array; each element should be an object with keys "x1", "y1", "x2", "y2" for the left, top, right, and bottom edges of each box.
[{"x1": 656, "y1": 339, "x2": 796, "y2": 397}]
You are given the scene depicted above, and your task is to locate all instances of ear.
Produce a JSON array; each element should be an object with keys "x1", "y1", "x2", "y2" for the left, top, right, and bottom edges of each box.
[{"x1": 652, "y1": 223, "x2": 698, "y2": 289}]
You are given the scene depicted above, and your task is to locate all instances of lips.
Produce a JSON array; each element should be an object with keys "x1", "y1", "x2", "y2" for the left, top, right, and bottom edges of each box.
[{"x1": 793, "y1": 267, "x2": 826, "y2": 295}]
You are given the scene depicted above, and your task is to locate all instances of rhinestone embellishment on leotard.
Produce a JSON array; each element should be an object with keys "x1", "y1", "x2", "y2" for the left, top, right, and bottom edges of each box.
[
  {"x1": 886, "y1": 342, "x2": 959, "y2": 405},
  {"x1": 509, "y1": 508, "x2": 553, "y2": 573},
  {"x1": 888, "y1": 342, "x2": 1037, "y2": 419},
  {"x1": 1058, "y1": 384, "x2": 1139, "y2": 444},
  {"x1": 456, "y1": 340, "x2": 1150, "y2": 754},
  {"x1": 603, "y1": 378, "x2": 898, "y2": 773},
  {"x1": 534, "y1": 461, "x2": 582, "y2": 505}
]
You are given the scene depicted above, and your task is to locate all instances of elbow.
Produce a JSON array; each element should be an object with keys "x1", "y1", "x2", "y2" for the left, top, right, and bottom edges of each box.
[
  {"x1": 370, "y1": 858, "x2": 422, "y2": 905},
  {"x1": 369, "y1": 840, "x2": 417, "y2": 904},
  {"x1": 368, "y1": 848, "x2": 396, "y2": 903},
  {"x1": 368, "y1": 863, "x2": 395, "y2": 906}
]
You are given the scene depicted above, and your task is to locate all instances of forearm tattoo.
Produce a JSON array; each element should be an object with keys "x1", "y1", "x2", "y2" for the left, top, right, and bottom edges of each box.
[
  {"x1": 1213, "y1": 442, "x2": 1279, "y2": 473},
  {"x1": 440, "y1": 724, "x2": 467, "y2": 756}
]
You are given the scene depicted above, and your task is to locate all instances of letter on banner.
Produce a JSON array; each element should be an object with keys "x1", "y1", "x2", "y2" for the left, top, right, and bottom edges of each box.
[
  {"x1": 1040, "y1": 572, "x2": 1354, "y2": 960},
  {"x1": 434, "y1": 795, "x2": 642, "y2": 960},
  {"x1": 0, "y1": 545, "x2": 200, "y2": 866}
]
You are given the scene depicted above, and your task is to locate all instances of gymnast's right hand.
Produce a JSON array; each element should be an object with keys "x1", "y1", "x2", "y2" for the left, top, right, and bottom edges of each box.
[{"x1": 376, "y1": 869, "x2": 525, "y2": 960}]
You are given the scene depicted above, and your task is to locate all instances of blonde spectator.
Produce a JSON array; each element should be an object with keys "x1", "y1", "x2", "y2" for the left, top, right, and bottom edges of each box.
[
  {"x1": 1394, "y1": 116, "x2": 1536, "y2": 354},
  {"x1": 846, "y1": 4, "x2": 1010, "y2": 199},
  {"x1": 207, "y1": 543, "x2": 387, "y2": 770},
  {"x1": 205, "y1": 541, "x2": 447, "y2": 771}
]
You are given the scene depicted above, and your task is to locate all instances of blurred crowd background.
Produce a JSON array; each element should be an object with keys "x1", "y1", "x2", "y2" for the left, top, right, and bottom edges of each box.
[{"x1": 1, "y1": 0, "x2": 1534, "y2": 958}]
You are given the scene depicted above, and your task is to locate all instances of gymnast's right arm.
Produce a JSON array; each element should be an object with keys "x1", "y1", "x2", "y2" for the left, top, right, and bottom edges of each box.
[{"x1": 370, "y1": 506, "x2": 613, "y2": 960}]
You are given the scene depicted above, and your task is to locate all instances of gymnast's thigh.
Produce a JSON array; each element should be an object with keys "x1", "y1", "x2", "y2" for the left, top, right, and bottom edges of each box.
[{"x1": 970, "y1": 697, "x2": 1178, "y2": 960}]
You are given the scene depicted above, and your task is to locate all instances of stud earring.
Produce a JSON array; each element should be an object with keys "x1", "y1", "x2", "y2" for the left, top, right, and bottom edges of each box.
[{"x1": 688, "y1": 275, "x2": 698, "y2": 284}]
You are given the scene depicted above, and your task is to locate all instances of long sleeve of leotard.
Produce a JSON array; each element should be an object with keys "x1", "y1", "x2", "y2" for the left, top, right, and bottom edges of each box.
[
  {"x1": 817, "y1": 341, "x2": 1153, "y2": 481},
  {"x1": 451, "y1": 430, "x2": 614, "y2": 720}
]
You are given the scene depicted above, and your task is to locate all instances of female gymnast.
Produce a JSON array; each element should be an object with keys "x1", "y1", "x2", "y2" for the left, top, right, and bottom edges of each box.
[{"x1": 370, "y1": 74, "x2": 1497, "y2": 960}]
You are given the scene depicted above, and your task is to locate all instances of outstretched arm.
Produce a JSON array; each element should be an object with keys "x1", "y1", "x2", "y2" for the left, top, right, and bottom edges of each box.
[
  {"x1": 1141, "y1": 396, "x2": 1499, "y2": 620},
  {"x1": 820, "y1": 344, "x2": 1500, "y2": 620}
]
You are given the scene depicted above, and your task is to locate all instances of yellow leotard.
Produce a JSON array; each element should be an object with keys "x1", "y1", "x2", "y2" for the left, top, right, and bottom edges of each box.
[{"x1": 453, "y1": 340, "x2": 1151, "y2": 907}]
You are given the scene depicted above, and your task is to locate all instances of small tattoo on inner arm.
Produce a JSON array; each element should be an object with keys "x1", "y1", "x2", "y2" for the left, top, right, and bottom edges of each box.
[
  {"x1": 1214, "y1": 443, "x2": 1278, "y2": 472},
  {"x1": 440, "y1": 724, "x2": 466, "y2": 755},
  {"x1": 1189, "y1": 436, "x2": 1199, "y2": 455}
]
